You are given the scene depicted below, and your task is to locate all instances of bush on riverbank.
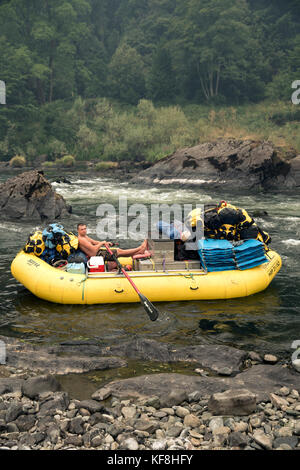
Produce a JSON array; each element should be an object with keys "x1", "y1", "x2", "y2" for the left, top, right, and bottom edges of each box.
[
  {"x1": 0, "y1": 99, "x2": 299, "y2": 165},
  {"x1": 9, "y1": 155, "x2": 26, "y2": 168}
]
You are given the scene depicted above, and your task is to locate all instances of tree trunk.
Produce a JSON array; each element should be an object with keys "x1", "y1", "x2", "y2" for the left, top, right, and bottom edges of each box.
[
  {"x1": 215, "y1": 63, "x2": 221, "y2": 96},
  {"x1": 48, "y1": 52, "x2": 54, "y2": 103}
]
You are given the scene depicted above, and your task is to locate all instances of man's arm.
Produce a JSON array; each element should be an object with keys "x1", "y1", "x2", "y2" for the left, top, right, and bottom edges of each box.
[{"x1": 85, "y1": 235, "x2": 112, "y2": 247}]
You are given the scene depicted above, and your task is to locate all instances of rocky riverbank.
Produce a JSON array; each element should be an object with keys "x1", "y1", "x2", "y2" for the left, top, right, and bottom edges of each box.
[
  {"x1": 0, "y1": 335, "x2": 299, "y2": 450},
  {"x1": 0, "y1": 375, "x2": 299, "y2": 451}
]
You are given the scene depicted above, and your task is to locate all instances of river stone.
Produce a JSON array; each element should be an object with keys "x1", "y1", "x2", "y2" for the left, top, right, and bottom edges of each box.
[
  {"x1": 13, "y1": 414, "x2": 35, "y2": 432},
  {"x1": 69, "y1": 416, "x2": 85, "y2": 435},
  {"x1": 22, "y1": 375, "x2": 61, "y2": 399},
  {"x1": 75, "y1": 400, "x2": 103, "y2": 414},
  {"x1": 294, "y1": 422, "x2": 300, "y2": 436},
  {"x1": 166, "y1": 425, "x2": 182, "y2": 438},
  {"x1": 121, "y1": 437, "x2": 139, "y2": 450},
  {"x1": 209, "y1": 417, "x2": 224, "y2": 432},
  {"x1": 64, "y1": 435, "x2": 83, "y2": 447},
  {"x1": 175, "y1": 406, "x2": 190, "y2": 418},
  {"x1": 138, "y1": 396, "x2": 161, "y2": 409},
  {"x1": 208, "y1": 389, "x2": 257, "y2": 416},
  {"x1": 0, "y1": 378, "x2": 24, "y2": 396},
  {"x1": 227, "y1": 431, "x2": 248, "y2": 448},
  {"x1": 263, "y1": 354, "x2": 278, "y2": 364},
  {"x1": 152, "y1": 439, "x2": 167, "y2": 450},
  {"x1": 134, "y1": 418, "x2": 158, "y2": 434},
  {"x1": 47, "y1": 425, "x2": 60, "y2": 444},
  {"x1": 38, "y1": 392, "x2": 69, "y2": 416},
  {"x1": 92, "y1": 387, "x2": 112, "y2": 401},
  {"x1": 252, "y1": 431, "x2": 273, "y2": 450},
  {"x1": 273, "y1": 436, "x2": 299, "y2": 449},
  {"x1": 5, "y1": 402, "x2": 23, "y2": 423},
  {"x1": 121, "y1": 406, "x2": 137, "y2": 420},
  {"x1": 270, "y1": 393, "x2": 289, "y2": 409},
  {"x1": 183, "y1": 414, "x2": 201, "y2": 428}
]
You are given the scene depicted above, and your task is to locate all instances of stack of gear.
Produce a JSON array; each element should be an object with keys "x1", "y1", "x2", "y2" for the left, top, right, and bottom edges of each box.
[
  {"x1": 24, "y1": 223, "x2": 79, "y2": 265},
  {"x1": 186, "y1": 201, "x2": 271, "y2": 246},
  {"x1": 197, "y1": 239, "x2": 268, "y2": 272}
]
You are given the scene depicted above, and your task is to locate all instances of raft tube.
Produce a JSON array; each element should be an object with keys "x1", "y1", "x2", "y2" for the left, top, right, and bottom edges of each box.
[{"x1": 11, "y1": 250, "x2": 282, "y2": 305}]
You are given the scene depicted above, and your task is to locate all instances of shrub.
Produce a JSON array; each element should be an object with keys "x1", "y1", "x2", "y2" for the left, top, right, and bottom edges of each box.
[
  {"x1": 42, "y1": 161, "x2": 55, "y2": 168},
  {"x1": 9, "y1": 155, "x2": 26, "y2": 167},
  {"x1": 55, "y1": 154, "x2": 75, "y2": 167},
  {"x1": 95, "y1": 161, "x2": 119, "y2": 171}
]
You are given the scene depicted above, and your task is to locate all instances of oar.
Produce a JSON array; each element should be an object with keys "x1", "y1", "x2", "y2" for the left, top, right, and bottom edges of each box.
[{"x1": 104, "y1": 243, "x2": 159, "y2": 322}]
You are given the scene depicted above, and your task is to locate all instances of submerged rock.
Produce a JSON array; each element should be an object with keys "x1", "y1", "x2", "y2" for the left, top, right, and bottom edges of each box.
[{"x1": 0, "y1": 170, "x2": 72, "y2": 220}]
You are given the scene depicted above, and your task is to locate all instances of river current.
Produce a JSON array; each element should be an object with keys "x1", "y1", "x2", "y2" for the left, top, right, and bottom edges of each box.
[{"x1": 0, "y1": 171, "x2": 299, "y2": 363}]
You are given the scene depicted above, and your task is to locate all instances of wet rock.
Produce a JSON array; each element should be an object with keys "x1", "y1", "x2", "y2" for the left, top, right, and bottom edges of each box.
[
  {"x1": 1, "y1": 335, "x2": 127, "y2": 376},
  {"x1": 101, "y1": 338, "x2": 246, "y2": 377},
  {"x1": 132, "y1": 139, "x2": 296, "y2": 190},
  {"x1": 0, "y1": 170, "x2": 72, "y2": 221}
]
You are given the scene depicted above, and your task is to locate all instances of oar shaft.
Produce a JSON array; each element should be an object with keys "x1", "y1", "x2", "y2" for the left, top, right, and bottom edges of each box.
[{"x1": 104, "y1": 243, "x2": 159, "y2": 321}]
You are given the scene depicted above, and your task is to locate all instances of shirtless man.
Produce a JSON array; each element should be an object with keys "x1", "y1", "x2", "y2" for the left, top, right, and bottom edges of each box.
[{"x1": 77, "y1": 223, "x2": 148, "y2": 260}]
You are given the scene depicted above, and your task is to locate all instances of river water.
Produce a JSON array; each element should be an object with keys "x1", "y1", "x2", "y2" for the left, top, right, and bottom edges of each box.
[{"x1": 0, "y1": 170, "x2": 300, "y2": 368}]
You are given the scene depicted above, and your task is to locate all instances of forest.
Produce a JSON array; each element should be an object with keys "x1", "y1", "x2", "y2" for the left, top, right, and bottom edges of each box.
[{"x1": 0, "y1": 0, "x2": 299, "y2": 165}]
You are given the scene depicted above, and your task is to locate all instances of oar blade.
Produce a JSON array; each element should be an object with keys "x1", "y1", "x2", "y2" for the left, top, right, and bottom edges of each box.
[{"x1": 138, "y1": 293, "x2": 159, "y2": 322}]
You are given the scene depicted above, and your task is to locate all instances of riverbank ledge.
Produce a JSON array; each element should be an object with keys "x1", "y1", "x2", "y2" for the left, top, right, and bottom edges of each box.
[{"x1": 0, "y1": 335, "x2": 299, "y2": 450}]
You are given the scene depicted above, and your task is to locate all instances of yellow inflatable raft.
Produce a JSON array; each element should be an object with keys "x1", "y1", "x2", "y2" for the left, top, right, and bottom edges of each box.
[{"x1": 11, "y1": 249, "x2": 282, "y2": 305}]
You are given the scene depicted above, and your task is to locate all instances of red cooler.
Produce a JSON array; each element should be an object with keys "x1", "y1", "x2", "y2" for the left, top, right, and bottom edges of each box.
[{"x1": 87, "y1": 256, "x2": 105, "y2": 273}]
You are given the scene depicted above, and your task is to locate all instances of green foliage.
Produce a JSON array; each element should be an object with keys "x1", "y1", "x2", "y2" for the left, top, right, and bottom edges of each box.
[
  {"x1": 107, "y1": 43, "x2": 146, "y2": 104},
  {"x1": 0, "y1": 0, "x2": 299, "y2": 161},
  {"x1": 55, "y1": 154, "x2": 75, "y2": 167},
  {"x1": 95, "y1": 161, "x2": 119, "y2": 171}
]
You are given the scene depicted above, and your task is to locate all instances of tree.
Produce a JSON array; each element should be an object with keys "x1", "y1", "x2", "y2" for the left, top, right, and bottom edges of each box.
[
  {"x1": 146, "y1": 47, "x2": 176, "y2": 102},
  {"x1": 107, "y1": 43, "x2": 146, "y2": 104},
  {"x1": 169, "y1": 0, "x2": 263, "y2": 102}
]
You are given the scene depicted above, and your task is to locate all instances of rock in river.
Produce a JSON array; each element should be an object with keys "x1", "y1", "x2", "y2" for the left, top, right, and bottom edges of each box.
[
  {"x1": 0, "y1": 170, "x2": 72, "y2": 221},
  {"x1": 133, "y1": 138, "x2": 299, "y2": 190}
]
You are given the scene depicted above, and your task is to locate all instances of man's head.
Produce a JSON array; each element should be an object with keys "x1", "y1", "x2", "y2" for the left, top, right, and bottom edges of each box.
[{"x1": 77, "y1": 223, "x2": 87, "y2": 236}]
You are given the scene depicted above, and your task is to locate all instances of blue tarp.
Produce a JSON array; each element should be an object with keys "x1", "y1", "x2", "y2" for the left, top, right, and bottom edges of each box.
[{"x1": 197, "y1": 239, "x2": 268, "y2": 272}]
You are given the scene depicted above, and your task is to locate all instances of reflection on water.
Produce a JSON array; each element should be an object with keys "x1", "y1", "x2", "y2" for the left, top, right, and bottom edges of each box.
[
  {"x1": 0, "y1": 172, "x2": 299, "y2": 359},
  {"x1": 7, "y1": 282, "x2": 288, "y2": 357}
]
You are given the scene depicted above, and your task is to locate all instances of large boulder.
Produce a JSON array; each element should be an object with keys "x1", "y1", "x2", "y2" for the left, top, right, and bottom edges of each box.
[
  {"x1": 133, "y1": 139, "x2": 298, "y2": 190},
  {"x1": 0, "y1": 170, "x2": 72, "y2": 220}
]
